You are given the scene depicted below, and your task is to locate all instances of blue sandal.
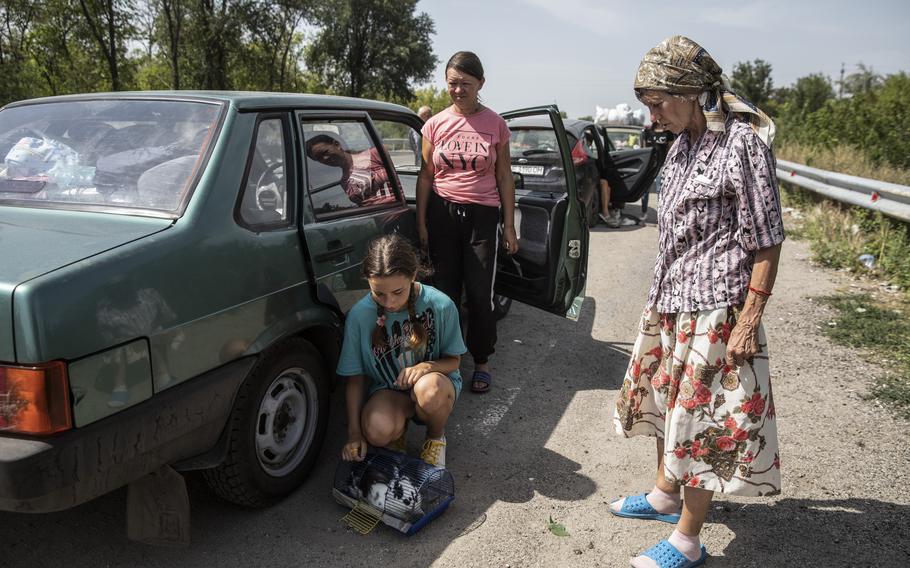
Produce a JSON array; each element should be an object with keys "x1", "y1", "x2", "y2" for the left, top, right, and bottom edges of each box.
[
  {"x1": 638, "y1": 539, "x2": 708, "y2": 568},
  {"x1": 609, "y1": 493, "x2": 681, "y2": 524},
  {"x1": 470, "y1": 370, "x2": 492, "y2": 393}
]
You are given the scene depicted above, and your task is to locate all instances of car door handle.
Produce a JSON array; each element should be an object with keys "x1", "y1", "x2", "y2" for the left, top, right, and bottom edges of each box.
[{"x1": 314, "y1": 241, "x2": 354, "y2": 262}]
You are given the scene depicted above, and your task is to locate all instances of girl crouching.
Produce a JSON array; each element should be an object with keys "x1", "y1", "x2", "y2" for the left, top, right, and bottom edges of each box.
[{"x1": 338, "y1": 234, "x2": 466, "y2": 468}]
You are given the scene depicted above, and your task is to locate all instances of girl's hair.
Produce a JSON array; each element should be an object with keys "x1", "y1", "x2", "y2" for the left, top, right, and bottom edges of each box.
[
  {"x1": 362, "y1": 234, "x2": 433, "y2": 351},
  {"x1": 445, "y1": 51, "x2": 484, "y2": 81}
]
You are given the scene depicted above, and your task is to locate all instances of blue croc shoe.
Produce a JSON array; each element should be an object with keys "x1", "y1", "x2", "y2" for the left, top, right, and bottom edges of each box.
[
  {"x1": 638, "y1": 539, "x2": 708, "y2": 568},
  {"x1": 609, "y1": 493, "x2": 681, "y2": 524}
]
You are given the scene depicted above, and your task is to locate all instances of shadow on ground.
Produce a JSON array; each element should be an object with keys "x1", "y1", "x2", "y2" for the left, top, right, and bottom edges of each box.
[
  {"x1": 708, "y1": 497, "x2": 910, "y2": 567},
  {"x1": 0, "y1": 296, "x2": 634, "y2": 567}
]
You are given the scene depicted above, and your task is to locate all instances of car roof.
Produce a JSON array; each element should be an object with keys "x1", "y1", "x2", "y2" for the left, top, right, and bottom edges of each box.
[
  {"x1": 2, "y1": 91, "x2": 416, "y2": 115},
  {"x1": 506, "y1": 116, "x2": 592, "y2": 137}
]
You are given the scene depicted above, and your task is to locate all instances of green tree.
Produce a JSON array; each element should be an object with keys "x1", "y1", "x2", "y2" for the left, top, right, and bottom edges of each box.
[
  {"x1": 28, "y1": 1, "x2": 113, "y2": 96},
  {"x1": 731, "y1": 59, "x2": 774, "y2": 106},
  {"x1": 181, "y1": 0, "x2": 249, "y2": 90},
  {"x1": 305, "y1": 0, "x2": 437, "y2": 100},
  {"x1": 577, "y1": 115, "x2": 593, "y2": 121},
  {"x1": 787, "y1": 73, "x2": 835, "y2": 116},
  {"x1": 410, "y1": 85, "x2": 449, "y2": 114},
  {"x1": 234, "y1": 1, "x2": 313, "y2": 91},
  {"x1": 157, "y1": 0, "x2": 186, "y2": 89},
  {"x1": 777, "y1": 72, "x2": 909, "y2": 169},
  {"x1": 0, "y1": 1, "x2": 40, "y2": 103},
  {"x1": 841, "y1": 63, "x2": 884, "y2": 96},
  {"x1": 77, "y1": 0, "x2": 137, "y2": 91}
]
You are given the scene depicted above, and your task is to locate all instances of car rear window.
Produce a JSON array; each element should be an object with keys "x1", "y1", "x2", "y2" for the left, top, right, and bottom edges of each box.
[{"x1": 0, "y1": 99, "x2": 221, "y2": 215}]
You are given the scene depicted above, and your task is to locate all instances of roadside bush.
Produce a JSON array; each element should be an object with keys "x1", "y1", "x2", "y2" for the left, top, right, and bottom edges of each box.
[
  {"x1": 780, "y1": 183, "x2": 910, "y2": 293},
  {"x1": 776, "y1": 73, "x2": 910, "y2": 171}
]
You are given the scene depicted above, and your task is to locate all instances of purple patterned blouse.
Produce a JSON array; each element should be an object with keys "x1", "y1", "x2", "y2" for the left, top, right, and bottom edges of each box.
[{"x1": 648, "y1": 118, "x2": 785, "y2": 313}]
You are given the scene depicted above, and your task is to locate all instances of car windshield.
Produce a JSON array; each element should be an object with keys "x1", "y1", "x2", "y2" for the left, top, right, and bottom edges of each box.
[
  {"x1": 605, "y1": 128, "x2": 641, "y2": 150},
  {"x1": 0, "y1": 99, "x2": 221, "y2": 215}
]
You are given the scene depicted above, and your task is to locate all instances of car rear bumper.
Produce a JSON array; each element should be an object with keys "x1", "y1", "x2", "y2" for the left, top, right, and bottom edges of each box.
[{"x1": 0, "y1": 357, "x2": 253, "y2": 513}]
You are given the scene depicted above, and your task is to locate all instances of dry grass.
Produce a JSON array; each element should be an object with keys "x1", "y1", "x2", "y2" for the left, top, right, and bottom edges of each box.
[{"x1": 776, "y1": 142, "x2": 910, "y2": 186}]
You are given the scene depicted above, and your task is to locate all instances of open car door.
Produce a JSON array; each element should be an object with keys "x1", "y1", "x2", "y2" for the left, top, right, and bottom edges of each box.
[
  {"x1": 497, "y1": 105, "x2": 588, "y2": 320},
  {"x1": 597, "y1": 125, "x2": 668, "y2": 205}
]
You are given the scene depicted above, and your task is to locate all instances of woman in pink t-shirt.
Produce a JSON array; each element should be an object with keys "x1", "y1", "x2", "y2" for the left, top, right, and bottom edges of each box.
[{"x1": 416, "y1": 51, "x2": 519, "y2": 394}]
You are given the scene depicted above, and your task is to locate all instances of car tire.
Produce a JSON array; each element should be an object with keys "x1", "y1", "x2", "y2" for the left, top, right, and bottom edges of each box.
[
  {"x1": 202, "y1": 338, "x2": 329, "y2": 507},
  {"x1": 493, "y1": 293, "x2": 512, "y2": 321}
]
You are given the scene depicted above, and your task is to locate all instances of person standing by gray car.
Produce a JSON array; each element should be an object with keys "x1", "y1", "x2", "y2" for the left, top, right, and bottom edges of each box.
[
  {"x1": 416, "y1": 51, "x2": 519, "y2": 395},
  {"x1": 610, "y1": 35, "x2": 784, "y2": 568}
]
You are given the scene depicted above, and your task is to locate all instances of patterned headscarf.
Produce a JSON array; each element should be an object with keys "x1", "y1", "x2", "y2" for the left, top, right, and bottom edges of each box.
[{"x1": 634, "y1": 35, "x2": 775, "y2": 146}]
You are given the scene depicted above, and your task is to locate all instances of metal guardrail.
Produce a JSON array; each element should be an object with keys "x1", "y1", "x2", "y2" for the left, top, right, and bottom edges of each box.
[{"x1": 776, "y1": 159, "x2": 910, "y2": 223}]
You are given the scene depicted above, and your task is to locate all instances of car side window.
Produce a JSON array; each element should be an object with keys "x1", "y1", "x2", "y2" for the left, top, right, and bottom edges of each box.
[
  {"x1": 300, "y1": 119, "x2": 399, "y2": 220},
  {"x1": 371, "y1": 117, "x2": 421, "y2": 200},
  {"x1": 582, "y1": 127, "x2": 599, "y2": 160},
  {"x1": 238, "y1": 116, "x2": 290, "y2": 228}
]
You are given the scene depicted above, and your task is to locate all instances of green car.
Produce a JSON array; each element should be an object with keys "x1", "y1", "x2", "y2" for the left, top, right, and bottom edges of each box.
[{"x1": 0, "y1": 92, "x2": 588, "y2": 516}]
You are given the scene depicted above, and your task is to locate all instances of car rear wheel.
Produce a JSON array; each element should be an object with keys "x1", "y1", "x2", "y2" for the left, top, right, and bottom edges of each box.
[
  {"x1": 493, "y1": 293, "x2": 512, "y2": 321},
  {"x1": 202, "y1": 338, "x2": 328, "y2": 507}
]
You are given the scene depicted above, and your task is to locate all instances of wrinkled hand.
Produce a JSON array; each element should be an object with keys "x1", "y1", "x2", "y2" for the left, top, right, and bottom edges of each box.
[
  {"x1": 726, "y1": 321, "x2": 760, "y2": 367},
  {"x1": 417, "y1": 222, "x2": 429, "y2": 252},
  {"x1": 342, "y1": 434, "x2": 368, "y2": 462},
  {"x1": 396, "y1": 362, "x2": 432, "y2": 390},
  {"x1": 502, "y1": 226, "x2": 519, "y2": 255}
]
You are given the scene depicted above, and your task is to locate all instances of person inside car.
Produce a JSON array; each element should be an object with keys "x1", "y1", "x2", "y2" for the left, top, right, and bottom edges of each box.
[
  {"x1": 597, "y1": 147, "x2": 631, "y2": 228},
  {"x1": 610, "y1": 36, "x2": 784, "y2": 568},
  {"x1": 305, "y1": 132, "x2": 395, "y2": 206}
]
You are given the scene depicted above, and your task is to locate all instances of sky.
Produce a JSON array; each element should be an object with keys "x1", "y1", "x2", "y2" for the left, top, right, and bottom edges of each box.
[{"x1": 415, "y1": 0, "x2": 909, "y2": 119}]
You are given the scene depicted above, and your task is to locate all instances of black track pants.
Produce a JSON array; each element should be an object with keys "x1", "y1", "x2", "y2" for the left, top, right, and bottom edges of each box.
[{"x1": 426, "y1": 192, "x2": 499, "y2": 364}]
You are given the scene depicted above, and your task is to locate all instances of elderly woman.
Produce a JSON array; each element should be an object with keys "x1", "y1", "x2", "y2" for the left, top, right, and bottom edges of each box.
[{"x1": 610, "y1": 36, "x2": 784, "y2": 568}]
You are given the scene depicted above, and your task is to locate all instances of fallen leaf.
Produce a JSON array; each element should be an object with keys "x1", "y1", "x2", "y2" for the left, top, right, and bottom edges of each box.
[{"x1": 547, "y1": 515, "x2": 570, "y2": 537}]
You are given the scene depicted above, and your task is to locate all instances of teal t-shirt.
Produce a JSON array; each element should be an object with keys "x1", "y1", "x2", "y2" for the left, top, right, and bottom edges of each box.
[{"x1": 336, "y1": 283, "x2": 467, "y2": 397}]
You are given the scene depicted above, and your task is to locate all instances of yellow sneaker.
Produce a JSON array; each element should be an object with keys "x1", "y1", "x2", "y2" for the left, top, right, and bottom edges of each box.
[
  {"x1": 420, "y1": 437, "x2": 446, "y2": 468},
  {"x1": 385, "y1": 424, "x2": 408, "y2": 454}
]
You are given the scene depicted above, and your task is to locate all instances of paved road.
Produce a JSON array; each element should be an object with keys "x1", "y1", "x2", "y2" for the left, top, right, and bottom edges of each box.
[{"x1": 2, "y1": 208, "x2": 908, "y2": 567}]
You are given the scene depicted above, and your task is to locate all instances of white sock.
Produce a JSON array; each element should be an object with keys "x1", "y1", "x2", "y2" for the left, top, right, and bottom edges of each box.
[
  {"x1": 630, "y1": 530, "x2": 702, "y2": 568},
  {"x1": 645, "y1": 485, "x2": 682, "y2": 514},
  {"x1": 610, "y1": 485, "x2": 680, "y2": 514},
  {"x1": 668, "y1": 529, "x2": 702, "y2": 561}
]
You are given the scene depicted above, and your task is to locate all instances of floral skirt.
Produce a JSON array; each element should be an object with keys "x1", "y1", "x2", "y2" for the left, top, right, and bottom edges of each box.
[{"x1": 613, "y1": 306, "x2": 781, "y2": 496}]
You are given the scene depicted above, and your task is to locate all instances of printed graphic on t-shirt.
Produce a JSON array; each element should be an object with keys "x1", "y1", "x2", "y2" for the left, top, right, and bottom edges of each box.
[
  {"x1": 343, "y1": 149, "x2": 392, "y2": 205},
  {"x1": 435, "y1": 130, "x2": 493, "y2": 173},
  {"x1": 370, "y1": 308, "x2": 438, "y2": 389}
]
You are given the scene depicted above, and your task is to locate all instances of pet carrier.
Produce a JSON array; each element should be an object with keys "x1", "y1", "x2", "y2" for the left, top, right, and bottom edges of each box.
[{"x1": 333, "y1": 448, "x2": 455, "y2": 535}]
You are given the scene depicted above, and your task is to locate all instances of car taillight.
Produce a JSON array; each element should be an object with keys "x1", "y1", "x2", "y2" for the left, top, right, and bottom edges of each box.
[
  {"x1": 0, "y1": 361, "x2": 72, "y2": 435},
  {"x1": 571, "y1": 140, "x2": 587, "y2": 167}
]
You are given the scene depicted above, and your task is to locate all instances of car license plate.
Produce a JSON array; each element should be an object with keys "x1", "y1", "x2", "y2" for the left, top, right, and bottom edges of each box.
[{"x1": 511, "y1": 165, "x2": 544, "y2": 176}]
